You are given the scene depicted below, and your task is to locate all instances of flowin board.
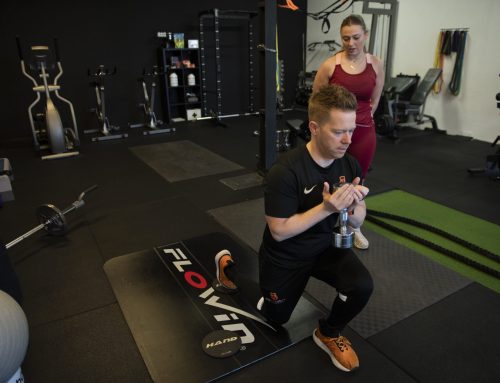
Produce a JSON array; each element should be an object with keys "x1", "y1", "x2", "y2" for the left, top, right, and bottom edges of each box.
[{"x1": 104, "y1": 232, "x2": 324, "y2": 382}]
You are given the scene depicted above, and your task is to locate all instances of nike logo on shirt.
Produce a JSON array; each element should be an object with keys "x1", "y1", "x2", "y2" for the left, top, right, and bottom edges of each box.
[{"x1": 304, "y1": 185, "x2": 317, "y2": 194}]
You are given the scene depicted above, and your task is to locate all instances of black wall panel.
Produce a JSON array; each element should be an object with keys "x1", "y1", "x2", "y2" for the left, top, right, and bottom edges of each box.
[{"x1": 0, "y1": 0, "x2": 306, "y2": 142}]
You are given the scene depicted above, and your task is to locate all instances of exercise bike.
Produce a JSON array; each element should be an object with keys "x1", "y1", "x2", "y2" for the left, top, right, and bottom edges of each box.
[
  {"x1": 86, "y1": 65, "x2": 128, "y2": 141},
  {"x1": 16, "y1": 37, "x2": 79, "y2": 160},
  {"x1": 129, "y1": 66, "x2": 174, "y2": 135}
]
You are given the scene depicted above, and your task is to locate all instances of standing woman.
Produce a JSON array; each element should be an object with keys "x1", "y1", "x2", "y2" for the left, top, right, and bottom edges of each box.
[{"x1": 312, "y1": 14, "x2": 385, "y2": 249}]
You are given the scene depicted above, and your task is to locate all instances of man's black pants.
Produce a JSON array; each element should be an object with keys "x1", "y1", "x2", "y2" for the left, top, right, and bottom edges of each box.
[{"x1": 258, "y1": 247, "x2": 373, "y2": 337}]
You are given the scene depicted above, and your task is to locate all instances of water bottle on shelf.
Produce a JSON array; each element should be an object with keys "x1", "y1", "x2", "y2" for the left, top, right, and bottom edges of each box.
[
  {"x1": 169, "y1": 72, "x2": 178, "y2": 87},
  {"x1": 167, "y1": 32, "x2": 174, "y2": 48}
]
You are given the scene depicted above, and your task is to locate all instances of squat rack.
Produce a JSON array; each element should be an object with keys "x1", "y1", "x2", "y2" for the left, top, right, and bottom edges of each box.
[{"x1": 199, "y1": 9, "x2": 258, "y2": 122}]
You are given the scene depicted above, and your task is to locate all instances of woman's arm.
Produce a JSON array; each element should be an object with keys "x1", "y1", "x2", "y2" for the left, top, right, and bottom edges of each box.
[
  {"x1": 370, "y1": 56, "x2": 385, "y2": 114},
  {"x1": 312, "y1": 56, "x2": 336, "y2": 94}
]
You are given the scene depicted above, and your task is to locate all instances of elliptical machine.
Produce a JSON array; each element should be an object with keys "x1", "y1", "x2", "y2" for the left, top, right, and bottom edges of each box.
[
  {"x1": 16, "y1": 37, "x2": 79, "y2": 160},
  {"x1": 129, "y1": 66, "x2": 173, "y2": 135},
  {"x1": 86, "y1": 65, "x2": 128, "y2": 141}
]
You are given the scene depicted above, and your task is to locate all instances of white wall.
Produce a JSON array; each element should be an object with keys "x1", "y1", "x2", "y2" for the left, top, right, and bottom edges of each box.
[{"x1": 306, "y1": 0, "x2": 500, "y2": 142}]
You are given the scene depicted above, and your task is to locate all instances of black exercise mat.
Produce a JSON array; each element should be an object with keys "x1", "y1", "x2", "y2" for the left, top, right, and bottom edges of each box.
[
  {"x1": 130, "y1": 140, "x2": 243, "y2": 182},
  {"x1": 207, "y1": 198, "x2": 264, "y2": 253},
  {"x1": 306, "y1": 227, "x2": 471, "y2": 338},
  {"x1": 104, "y1": 232, "x2": 324, "y2": 383},
  {"x1": 208, "y1": 198, "x2": 471, "y2": 338},
  {"x1": 368, "y1": 283, "x2": 500, "y2": 383}
]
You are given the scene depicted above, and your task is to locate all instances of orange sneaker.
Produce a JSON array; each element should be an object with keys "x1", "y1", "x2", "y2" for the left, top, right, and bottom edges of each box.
[
  {"x1": 313, "y1": 328, "x2": 359, "y2": 372},
  {"x1": 215, "y1": 250, "x2": 237, "y2": 291}
]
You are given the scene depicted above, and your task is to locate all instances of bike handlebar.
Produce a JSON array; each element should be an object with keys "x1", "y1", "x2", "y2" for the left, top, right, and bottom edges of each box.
[
  {"x1": 142, "y1": 66, "x2": 165, "y2": 77},
  {"x1": 88, "y1": 66, "x2": 117, "y2": 77}
]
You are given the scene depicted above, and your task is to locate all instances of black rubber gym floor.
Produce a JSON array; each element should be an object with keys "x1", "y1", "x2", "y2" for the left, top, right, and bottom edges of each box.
[{"x1": 1, "y1": 116, "x2": 499, "y2": 382}]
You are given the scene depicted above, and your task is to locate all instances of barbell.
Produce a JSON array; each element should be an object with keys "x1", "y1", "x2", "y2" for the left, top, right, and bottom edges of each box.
[{"x1": 5, "y1": 185, "x2": 97, "y2": 250}]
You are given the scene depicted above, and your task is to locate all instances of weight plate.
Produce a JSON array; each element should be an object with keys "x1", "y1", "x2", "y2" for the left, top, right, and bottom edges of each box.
[
  {"x1": 36, "y1": 204, "x2": 68, "y2": 236},
  {"x1": 375, "y1": 114, "x2": 395, "y2": 136}
]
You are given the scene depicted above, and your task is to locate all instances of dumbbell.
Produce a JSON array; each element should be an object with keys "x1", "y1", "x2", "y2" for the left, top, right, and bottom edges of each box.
[{"x1": 332, "y1": 183, "x2": 354, "y2": 249}]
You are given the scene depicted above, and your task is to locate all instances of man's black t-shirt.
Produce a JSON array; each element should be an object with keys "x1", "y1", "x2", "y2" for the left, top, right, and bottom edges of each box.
[{"x1": 261, "y1": 145, "x2": 362, "y2": 268}]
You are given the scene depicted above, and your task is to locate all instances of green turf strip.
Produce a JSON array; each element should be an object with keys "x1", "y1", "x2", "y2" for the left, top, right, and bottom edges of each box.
[{"x1": 364, "y1": 190, "x2": 500, "y2": 293}]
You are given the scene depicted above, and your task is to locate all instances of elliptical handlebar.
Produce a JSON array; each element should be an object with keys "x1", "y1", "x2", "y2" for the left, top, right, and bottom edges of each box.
[
  {"x1": 16, "y1": 36, "x2": 38, "y2": 87},
  {"x1": 16, "y1": 36, "x2": 24, "y2": 60},
  {"x1": 53, "y1": 38, "x2": 60, "y2": 62}
]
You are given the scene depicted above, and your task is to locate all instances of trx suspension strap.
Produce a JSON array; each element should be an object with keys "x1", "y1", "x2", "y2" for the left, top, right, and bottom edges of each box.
[
  {"x1": 433, "y1": 31, "x2": 445, "y2": 94},
  {"x1": 449, "y1": 30, "x2": 467, "y2": 96},
  {"x1": 279, "y1": 0, "x2": 354, "y2": 34},
  {"x1": 440, "y1": 30, "x2": 452, "y2": 55},
  {"x1": 278, "y1": 0, "x2": 299, "y2": 11},
  {"x1": 366, "y1": 209, "x2": 500, "y2": 279}
]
